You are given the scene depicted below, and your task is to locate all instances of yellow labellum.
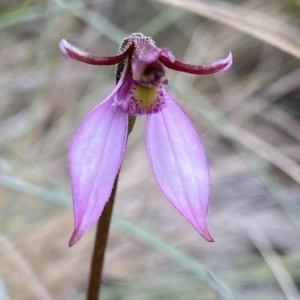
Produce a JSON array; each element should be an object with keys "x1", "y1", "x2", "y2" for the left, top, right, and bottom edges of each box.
[{"x1": 135, "y1": 86, "x2": 158, "y2": 109}]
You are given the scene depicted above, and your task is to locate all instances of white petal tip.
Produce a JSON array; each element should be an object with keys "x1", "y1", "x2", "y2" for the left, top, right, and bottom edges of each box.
[
  {"x1": 221, "y1": 52, "x2": 233, "y2": 72},
  {"x1": 59, "y1": 39, "x2": 88, "y2": 60},
  {"x1": 59, "y1": 39, "x2": 71, "y2": 58}
]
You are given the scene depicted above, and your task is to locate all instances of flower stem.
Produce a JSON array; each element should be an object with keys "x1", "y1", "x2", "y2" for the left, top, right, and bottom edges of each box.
[
  {"x1": 86, "y1": 174, "x2": 119, "y2": 300},
  {"x1": 86, "y1": 116, "x2": 135, "y2": 300}
]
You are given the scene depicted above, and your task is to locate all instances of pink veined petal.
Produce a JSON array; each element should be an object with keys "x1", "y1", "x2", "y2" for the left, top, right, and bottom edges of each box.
[
  {"x1": 59, "y1": 39, "x2": 133, "y2": 65},
  {"x1": 159, "y1": 52, "x2": 232, "y2": 75},
  {"x1": 146, "y1": 90, "x2": 212, "y2": 242},
  {"x1": 69, "y1": 86, "x2": 128, "y2": 246}
]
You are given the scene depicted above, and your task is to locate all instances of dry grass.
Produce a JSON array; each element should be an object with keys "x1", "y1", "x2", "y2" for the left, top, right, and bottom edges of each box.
[{"x1": 0, "y1": 0, "x2": 300, "y2": 299}]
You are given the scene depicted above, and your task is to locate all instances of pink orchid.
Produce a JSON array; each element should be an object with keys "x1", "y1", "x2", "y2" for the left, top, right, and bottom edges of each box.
[{"x1": 59, "y1": 33, "x2": 232, "y2": 246}]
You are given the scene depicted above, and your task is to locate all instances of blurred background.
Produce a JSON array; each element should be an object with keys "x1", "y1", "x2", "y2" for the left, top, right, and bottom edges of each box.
[{"x1": 0, "y1": 0, "x2": 300, "y2": 299}]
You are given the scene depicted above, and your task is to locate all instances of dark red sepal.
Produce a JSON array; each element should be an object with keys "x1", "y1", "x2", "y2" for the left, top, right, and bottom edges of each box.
[
  {"x1": 159, "y1": 52, "x2": 232, "y2": 75},
  {"x1": 59, "y1": 39, "x2": 134, "y2": 66}
]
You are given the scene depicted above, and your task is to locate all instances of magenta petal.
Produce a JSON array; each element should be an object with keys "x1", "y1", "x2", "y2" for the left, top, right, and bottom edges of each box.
[
  {"x1": 160, "y1": 52, "x2": 232, "y2": 75},
  {"x1": 146, "y1": 90, "x2": 212, "y2": 241},
  {"x1": 69, "y1": 90, "x2": 128, "y2": 246}
]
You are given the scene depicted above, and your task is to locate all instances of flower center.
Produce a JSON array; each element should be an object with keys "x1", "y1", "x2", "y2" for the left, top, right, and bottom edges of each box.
[
  {"x1": 114, "y1": 76, "x2": 165, "y2": 116},
  {"x1": 134, "y1": 85, "x2": 157, "y2": 108},
  {"x1": 140, "y1": 63, "x2": 166, "y2": 86}
]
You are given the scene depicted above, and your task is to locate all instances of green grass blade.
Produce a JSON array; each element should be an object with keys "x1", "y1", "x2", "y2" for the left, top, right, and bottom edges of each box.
[
  {"x1": 0, "y1": 174, "x2": 235, "y2": 299},
  {"x1": 113, "y1": 216, "x2": 236, "y2": 300}
]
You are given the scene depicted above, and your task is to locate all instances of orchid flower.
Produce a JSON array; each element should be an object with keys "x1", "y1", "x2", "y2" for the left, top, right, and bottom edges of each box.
[{"x1": 59, "y1": 33, "x2": 232, "y2": 246}]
